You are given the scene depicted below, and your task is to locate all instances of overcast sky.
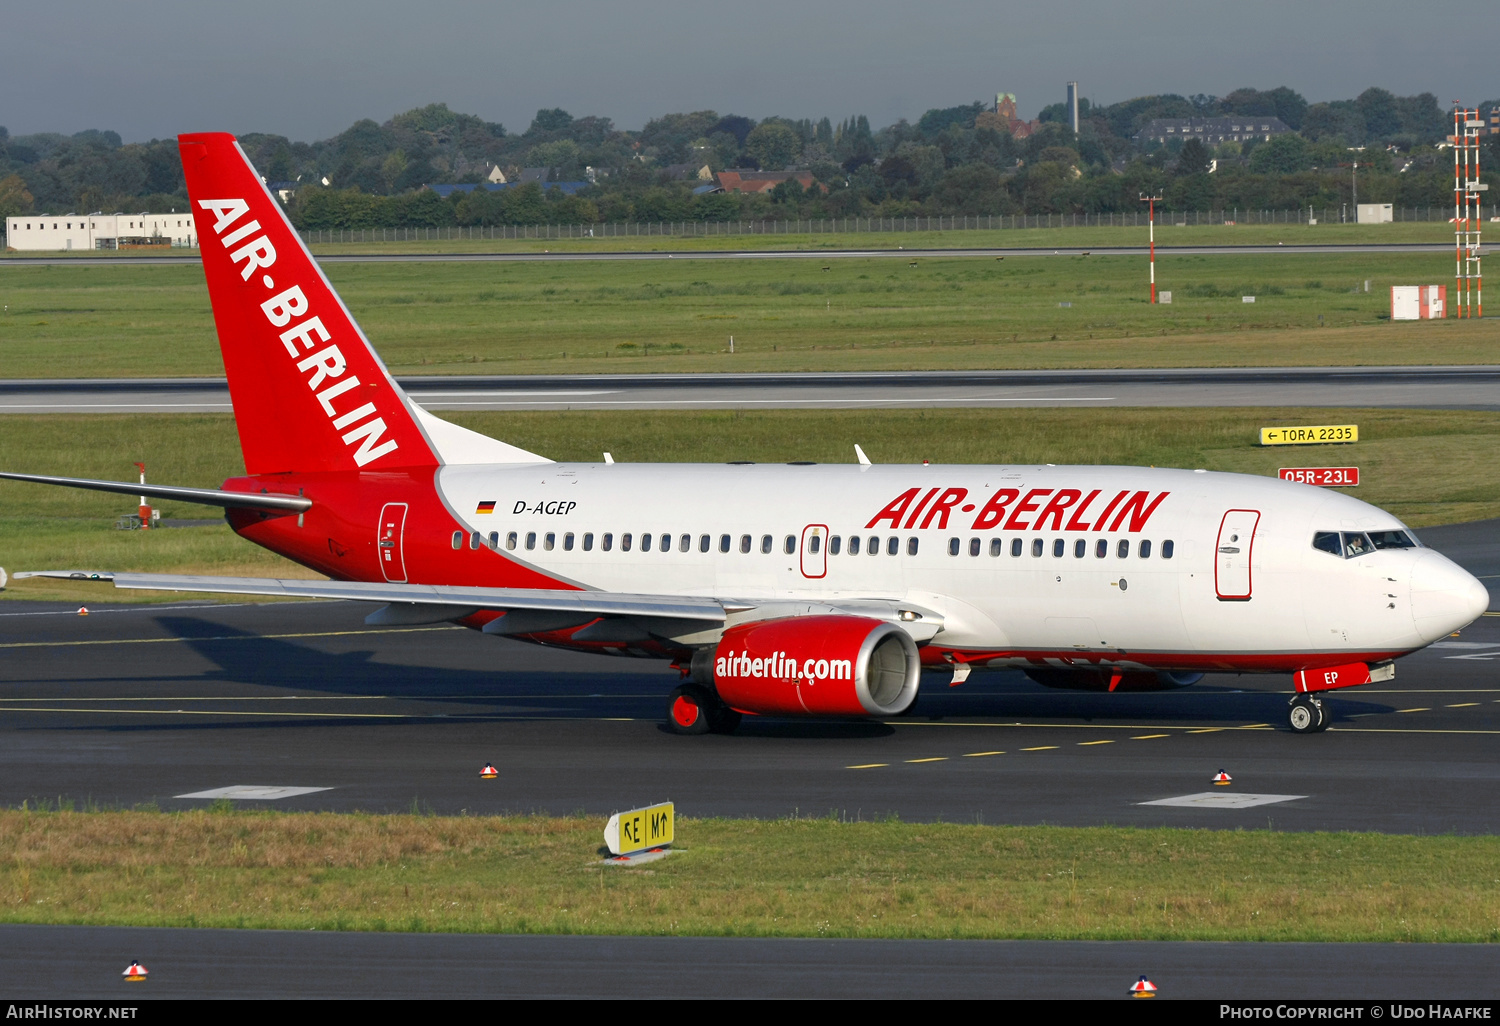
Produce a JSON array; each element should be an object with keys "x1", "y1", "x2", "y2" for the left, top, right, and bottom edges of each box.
[{"x1": 4, "y1": 0, "x2": 1494, "y2": 143}]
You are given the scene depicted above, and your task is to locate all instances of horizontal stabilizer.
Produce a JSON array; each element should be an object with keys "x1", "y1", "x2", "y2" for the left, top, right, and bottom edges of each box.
[{"x1": 0, "y1": 472, "x2": 310, "y2": 512}]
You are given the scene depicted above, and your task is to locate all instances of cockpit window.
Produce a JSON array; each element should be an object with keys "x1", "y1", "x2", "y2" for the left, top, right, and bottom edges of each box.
[
  {"x1": 1341, "y1": 532, "x2": 1373, "y2": 558},
  {"x1": 1313, "y1": 532, "x2": 1341, "y2": 556},
  {"x1": 1369, "y1": 530, "x2": 1417, "y2": 550}
]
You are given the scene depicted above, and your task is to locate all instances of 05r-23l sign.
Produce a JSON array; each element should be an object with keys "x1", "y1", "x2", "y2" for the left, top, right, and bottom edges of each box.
[{"x1": 1259, "y1": 424, "x2": 1358, "y2": 446}]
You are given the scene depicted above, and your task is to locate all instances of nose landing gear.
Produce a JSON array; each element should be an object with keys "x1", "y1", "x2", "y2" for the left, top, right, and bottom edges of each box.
[{"x1": 1288, "y1": 694, "x2": 1329, "y2": 733}]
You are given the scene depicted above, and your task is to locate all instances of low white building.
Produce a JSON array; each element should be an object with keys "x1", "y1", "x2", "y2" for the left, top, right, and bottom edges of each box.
[{"x1": 4, "y1": 212, "x2": 198, "y2": 251}]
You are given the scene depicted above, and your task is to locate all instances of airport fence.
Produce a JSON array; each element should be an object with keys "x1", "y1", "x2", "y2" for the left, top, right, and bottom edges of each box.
[{"x1": 291, "y1": 206, "x2": 1493, "y2": 244}]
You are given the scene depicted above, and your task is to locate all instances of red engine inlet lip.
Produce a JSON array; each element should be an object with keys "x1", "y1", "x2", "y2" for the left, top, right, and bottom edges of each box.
[{"x1": 708, "y1": 615, "x2": 922, "y2": 718}]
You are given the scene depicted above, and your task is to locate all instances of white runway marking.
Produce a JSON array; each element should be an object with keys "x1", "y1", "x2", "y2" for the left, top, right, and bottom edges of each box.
[
  {"x1": 176, "y1": 785, "x2": 333, "y2": 800},
  {"x1": 1138, "y1": 792, "x2": 1306, "y2": 809}
]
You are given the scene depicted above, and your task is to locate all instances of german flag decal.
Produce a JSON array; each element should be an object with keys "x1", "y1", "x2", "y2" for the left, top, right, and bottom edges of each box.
[{"x1": 475, "y1": 500, "x2": 496, "y2": 514}]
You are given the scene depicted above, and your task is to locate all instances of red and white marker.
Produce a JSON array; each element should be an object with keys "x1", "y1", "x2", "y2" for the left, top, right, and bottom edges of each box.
[
  {"x1": 122, "y1": 961, "x2": 149, "y2": 981},
  {"x1": 1130, "y1": 975, "x2": 1157, "y2": 998},
  {"x1": 479, "y1": 763, "x2": 498, "y2": 779},
  {"x1": 1212, "y1": 770, "x2": 1232, "y2": 786},
  {"x1": 77, "y1": 607, "x2": 89, "y2": 616}
]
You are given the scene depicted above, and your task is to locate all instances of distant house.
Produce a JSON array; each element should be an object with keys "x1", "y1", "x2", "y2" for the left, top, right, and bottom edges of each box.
[
  {"x1": 661, "y1": 163, "x2": 714, "y2": 181},
  {"x1": 976, "y1": 93, "x2": 1040, "y2": 138},
  {"x1": 715, "y1": 169, "x2": 818, "y2": 194},
  {"x1": 266, "y1": 181, "x2": 298, "y2": 203},
  {"x1": 486, "y1": 165, "x2": 507, "y2": 184},
  {"x1": 1133, "y1": 116, "x2": 1292, "y2": 146}
]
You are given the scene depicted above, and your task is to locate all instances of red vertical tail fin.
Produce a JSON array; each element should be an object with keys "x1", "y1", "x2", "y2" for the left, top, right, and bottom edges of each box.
[{"x1": 179, "y1": 133, "x2": 439, "y2": 476}]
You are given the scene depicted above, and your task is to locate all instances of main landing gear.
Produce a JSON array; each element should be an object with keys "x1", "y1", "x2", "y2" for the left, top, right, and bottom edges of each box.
[
  {"x1": 666, "y1": 684, "x2": 742, "y2": 736},
  {"x1": 1288, "y1": 694, "x2": 1330, "y2": 734}
]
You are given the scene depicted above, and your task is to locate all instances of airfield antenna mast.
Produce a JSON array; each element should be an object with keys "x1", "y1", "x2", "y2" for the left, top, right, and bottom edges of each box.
[
  {"x1": 1140, "y1": 193, "x2": 1163, "y2": 303},
  {"x1": 1452, "y1": 104, "x2": 1484, "y2": 318}
]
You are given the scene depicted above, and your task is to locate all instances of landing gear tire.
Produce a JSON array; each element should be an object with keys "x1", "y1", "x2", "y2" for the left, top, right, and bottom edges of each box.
[
  {"x1": 1288, "y1": 695, "x2": 1325, "y2": 734},
  {"x1": 666, "y1": 684, "x2": 714, "y2": 735},
  {"x1": 708, "y1": 706, "x2": 743, "y2": 735}
]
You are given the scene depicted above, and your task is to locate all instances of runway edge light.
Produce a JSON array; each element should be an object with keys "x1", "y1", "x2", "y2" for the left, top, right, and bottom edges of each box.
[
  {"x1": 1130, "y1": 975, "x2": 1156, "y2": 998},
  {"x1": 1213, "y1": 769, "x2": 1232, "y2": 785},
  {"x1": 479, "y1": 762, "x2": 498, "y2": 779},
  {"x1": 77, "y1": 606, "x2": 88, "y2": 616},
  {"x1": 604, "y1": 801, "x2": 674, "y2": 860},
  {"x1": 122, "y1": 961, "x2": 148, "y2": 982}
]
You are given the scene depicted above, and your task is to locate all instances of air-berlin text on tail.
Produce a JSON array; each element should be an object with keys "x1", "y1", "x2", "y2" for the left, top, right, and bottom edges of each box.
[
  {"x1": 196, "y1": 197, "x2": 398, "y2": 468},
  {"x1": 865, "y1": 486, "x2": 1171, "y2": 532},
  {"x1": 716, "y1": 649, "x2": 854, "y2": 682}
]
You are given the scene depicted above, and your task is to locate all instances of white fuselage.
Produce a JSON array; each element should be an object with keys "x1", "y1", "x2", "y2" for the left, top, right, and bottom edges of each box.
[{"x1": 434, "y1": 462, "x2": 1488, "y2": 671}]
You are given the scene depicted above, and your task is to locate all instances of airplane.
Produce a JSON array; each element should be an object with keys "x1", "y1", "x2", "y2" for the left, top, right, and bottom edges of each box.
[{"x1": 3, "y1": 132, "x2": 1490, "y2": 735}]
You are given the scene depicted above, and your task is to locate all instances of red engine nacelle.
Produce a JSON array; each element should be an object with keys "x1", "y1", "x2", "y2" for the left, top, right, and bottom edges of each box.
[{"x1": 696, "y1": 615, "x2": 922, "y2": 717}]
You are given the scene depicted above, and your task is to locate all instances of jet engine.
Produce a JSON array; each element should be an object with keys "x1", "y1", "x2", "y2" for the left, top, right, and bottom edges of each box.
[
  {"x1": 1022, "y1": 667, "x2": 1203, "y2": 692},
  {"x1": 693, "y1": 614, "x2": 922, "y2": 717}
]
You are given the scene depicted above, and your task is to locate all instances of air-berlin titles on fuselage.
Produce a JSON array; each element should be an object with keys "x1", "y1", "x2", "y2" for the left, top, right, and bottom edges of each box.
[
  {"x1": 865, "y1": 486, "x2": 1170, "y2": 533},
  {"x1": 197, "y1": 197, "x2": 398, "y2": 468}
]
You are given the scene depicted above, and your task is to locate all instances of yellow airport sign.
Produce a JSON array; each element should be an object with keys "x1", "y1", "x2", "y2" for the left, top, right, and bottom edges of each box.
[
  {"x1": 1259, "y1": 424, "x2": 1358, "y2": 446},
  {"x1": 604, "y1": 801, "x2": 674, "y2": 856}
]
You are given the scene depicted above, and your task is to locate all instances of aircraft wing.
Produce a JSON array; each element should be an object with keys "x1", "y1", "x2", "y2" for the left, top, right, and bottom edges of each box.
[{"x1": 14, "y1": 570, "x2": 735, "y2": 623}]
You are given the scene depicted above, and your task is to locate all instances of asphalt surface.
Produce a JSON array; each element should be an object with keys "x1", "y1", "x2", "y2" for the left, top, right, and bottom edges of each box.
[
  {"x1": 4, "y1": 925, "x2": 1496, "y2": 999},
  {"x1": 0, "y1": 242, "x2": 1453, "y2": 267},
  {"x1": 0, "y1": 519, "x2": 1494, "y2": 999},
  {"x1": 8, "y1": 365, "x2": 1500, "y2": 413},
  {"x1": 0, "y1": 518, "x2": 1495, "y2": 832}
]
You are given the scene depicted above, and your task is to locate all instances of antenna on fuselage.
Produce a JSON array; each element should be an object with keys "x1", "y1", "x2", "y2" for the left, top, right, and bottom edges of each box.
[
  {"x1": 603, "y1": 452, "x2": 615, "y2": 465},
  {"x1": 854, "y1": 444, "x2": 871, "y2": 466}
]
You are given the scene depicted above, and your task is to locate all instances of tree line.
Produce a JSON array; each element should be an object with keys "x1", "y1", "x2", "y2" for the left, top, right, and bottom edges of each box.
[{"x1": 3, "y1": 88, "x2": 1497, "y2": 231}]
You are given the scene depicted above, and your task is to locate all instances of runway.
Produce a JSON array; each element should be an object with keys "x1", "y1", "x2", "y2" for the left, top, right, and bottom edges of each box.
[
  {"x1": 0, "y1": 242, "x2": 1451, "y2": 268},
  {"x1": 7, "y1": 365, "x2": 1500, "y2": 413},
  {"x1": 0, "y1": 519, "x2": 1495, "y2": 833},
  {"x1": 1, "y1": 521, "x2": 1495, "y2": 999},
  {"x1": 4, "y1": 925, "x2": 1496, "y2": 999}
]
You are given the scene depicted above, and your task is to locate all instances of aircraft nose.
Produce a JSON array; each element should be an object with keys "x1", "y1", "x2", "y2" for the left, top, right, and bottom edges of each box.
[{"x1": 1411, "y1": 551, "x2": 1491, "y2": 642}]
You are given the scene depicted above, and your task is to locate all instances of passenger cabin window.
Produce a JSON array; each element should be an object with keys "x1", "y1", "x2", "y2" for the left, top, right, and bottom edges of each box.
[
  {"x1": 1095, "y1": 539, "x2": 1108, "y2": 558},
  {"x1": 761, "y1": 535, "x2": 773, "y2": 554},
  {"x1": 969, "y1": 538, "x2": 981, "y2": 557},
  {"x1": 679, "y1": 534, "x2": 690, "y2": 553},
  {"x1": 525, "y1": 531, "x2": 537, "y2": 550},
  {"x1": 1117, "y1": 539, "x2": 1130, "y2": 558},
  {"x1": 849, "y1": 536, "x2": 861, "y2": 555},
  {"x1": 506, "y1": 531, "x2": 518, "y2": 550},
  {"x1": 719, "y1": 534, "x2": 731, "y2": 553},
  {"x1": 602, "y1": 533, "x2": 613, "y2": 551},
  {"x1": 948, "y1": 538, "x2": 961, "y2": 556},
  {"x1": 784, "y1": 535, "x2": 796, "y2": 555},
  {"x1": 808, "y1": 534, "x2": 821, "y2": 554},
  {"x1": 451, "y1": 530, "x2": 463, "y2": 550},
  {"x1": 1031, "y1": 538, "x2": 1043, "y2": 557},
  {"x1": 563, "y1": 532, "x2": 574, "y2": 551},
  {"x1": 906, "y1": 537, "x2": 918, "y2": 556},
  {"x1": 469, "y1": 532, "x2": 481, "y2": 550},
  {"x1": 829, "y1": 536, "x2": 841, "y2": 555},
  {"x1": 1073, "y1": 539, "x2": 1086, "y2": 558},
  {"x1": 622, "y1": 533, "x2": 632, "y2": 551},
  {"x1": 1162, "y1": 540, "x2": 1175, "y2": 559},
  {"x1": 583, "y1": 533, "x2": 594, "y2": 551},
  {"x1": 740, "y1": 534, "x2": 751, "y2": 554},
  {"x1": 544, "y1": 532, "x2": 555, "y2": 551},
  {"x1": 867, "y1": 536, "x2": 879, "y2": 555},
  {"x1": 642, "y1": 534, "x2": 653, "y2": 552},
  {"x1": 488, "y1": 532, "x2": 499, "y2": 550},
  {"x1": 1139, "y1": 540, "x2": 1152, "y2": 558},
  {"x1": 1011, "y1": 538, "x2": 1023, "y2": 557},
  {"x1": 887, "y1": 537, "x2": 900, "y2": 556},
  {"x1": 700, "y1": 534, "x2": 711, "y2": 553},
  {"x1": 1052, "y1": 539, "x2": 1065, "y2": 557},
  {"x1": 989, "y1": 538, "x2": 1002, "y2": 557},
  {"x1": 661, "y1": 533, "x2": 672, "y2": 552}
]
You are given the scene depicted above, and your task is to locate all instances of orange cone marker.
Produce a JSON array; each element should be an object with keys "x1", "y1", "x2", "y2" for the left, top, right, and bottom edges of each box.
[
  {"x1": 122, "y1": 960, "x2": 149, "y2": 981},
  {"x1": 1212, "y1": 769, "x2": 1232, "y2": 786},
  {"x1": 1130, "y1": 975, "x2": 1156, "y2": 998},
  {"x1": 77, "y1": 607, "x2": 89, "y2": 616},
  {"x1": 479, "y1": 763, "x2": 498, "y2": 779}
]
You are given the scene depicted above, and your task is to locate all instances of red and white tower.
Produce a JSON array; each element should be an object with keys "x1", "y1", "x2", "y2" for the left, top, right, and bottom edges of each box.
[{"x1": 1452, "y1": 105, "x2": 1484, "y2": 318}]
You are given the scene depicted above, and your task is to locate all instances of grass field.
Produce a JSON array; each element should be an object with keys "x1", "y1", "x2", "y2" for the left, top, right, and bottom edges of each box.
[
  {"x1": 2, "y1": 407, "x2": 1498, "y2": 603},
  {"x1": 1, "y1": 249, "x2": 1495, "y2": 379},
  {"x1": 2, "y1": 809, "x2": 1497, "y2": 941}
]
